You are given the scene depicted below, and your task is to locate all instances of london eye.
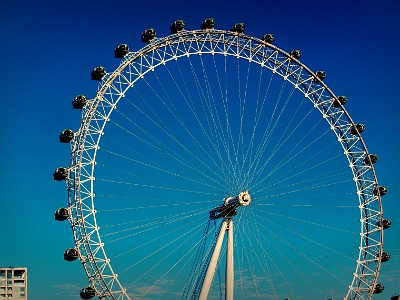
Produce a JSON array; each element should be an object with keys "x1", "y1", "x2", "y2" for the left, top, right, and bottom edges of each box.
[{"x1": 54, "y1": 18, "x2": 390, "y2": 300}]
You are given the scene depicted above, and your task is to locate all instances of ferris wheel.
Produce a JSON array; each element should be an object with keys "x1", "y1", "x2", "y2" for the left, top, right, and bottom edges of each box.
[{"x1": 53, "y1": 18, "x2": 392, "y2": 300}]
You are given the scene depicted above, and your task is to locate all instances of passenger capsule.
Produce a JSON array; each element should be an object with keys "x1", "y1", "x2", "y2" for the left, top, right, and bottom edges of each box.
[
  {"x1": 200, "y1": 18, "x2": 215, "y2": 30},
  {"x1": 373, "y1": 186, "x2": 388, "y2": 196},
  {"x1": 54, "y1": 208, "x2": 69, "y2": 221},
  {"x1": 332, "y1": 95, "x2": 348, "y2": 108},
  {"x1": 376, "y1": 218, "x2": 392, "y2": 229},
  {"x1": 72, "y1": 95, "x2": 87, "y2": 109},
  {"x1": 373, "y1": 283, "x2": 385, "y2": 294},
  {"x1": 141, "y1": 28, "x2": 156, "y2": 42},
  {"x1": 170, "y1": 20, "x2": 185, "y2": 33},
  {"x1": 375, "y1": 251, "x2": 391, "y2": 262},
  {"x1": 261, "y1": 34, "x2": 274, "y2": 43},
  {"x1": 363, "y1": 154, "x2": 379, "y2": 165},
  {"x1": 80, "y1": 287, "x2": 96, "y2": 299},
  {"x1": 313, "y1": 70, "x2": 326, "y2": 82},
  {"x1": 231, "y1": 23, "x2": 245, "y2": 33},
  {"x1": 59, "y1": 129, "x2": 74, "y2": 143},
  {"x1": 91, "y1": 66, "x2": 106, "y2": 81},
  {"x1": 289, "y1": 50, "x2": 302, "y2": 59},
  {"x1": 114, "y1": 44, "x2": 129, "y2": 58},
  {"x1": 53, "y1": 167, "x2": 68, "y2": 181},
  {"x1": 349, "y1": 123, "x2": 365, "y2": 135},
  {"x1": 64, "y1": 248, "x2": 79, "y2": 262}
]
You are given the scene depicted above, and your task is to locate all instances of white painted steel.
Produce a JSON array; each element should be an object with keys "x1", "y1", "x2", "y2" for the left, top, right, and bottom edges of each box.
[
  {"x1": 65, "y1": 28, "x2": 385, "y2": 300},
  {"x1": 226, "y1": 219, "x2": 234, "y2": 300},
  {"x1": 198, "y1": 219, "x2": 228, "y2": 300}
]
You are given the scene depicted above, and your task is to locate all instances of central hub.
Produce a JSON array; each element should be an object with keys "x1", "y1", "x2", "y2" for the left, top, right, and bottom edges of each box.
[{"x1": 209, "y1": 191, "x2": 251, "y2": 220}]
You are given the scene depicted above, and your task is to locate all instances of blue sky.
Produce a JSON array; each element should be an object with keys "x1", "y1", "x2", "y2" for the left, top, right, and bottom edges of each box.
[{"x1": 1, "y1": 0, "x2": 399, "y2": 299}]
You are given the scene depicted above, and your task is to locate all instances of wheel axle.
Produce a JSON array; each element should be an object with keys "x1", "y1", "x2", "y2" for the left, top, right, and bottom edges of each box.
[{"x1": 209, "y1": 191, "x2": 251, "y2": 220}]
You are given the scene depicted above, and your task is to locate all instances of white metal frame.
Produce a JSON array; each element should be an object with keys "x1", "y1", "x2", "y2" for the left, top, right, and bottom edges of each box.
[{"x1": 65, "y1": 29, "x2": 384, "y2": 300}]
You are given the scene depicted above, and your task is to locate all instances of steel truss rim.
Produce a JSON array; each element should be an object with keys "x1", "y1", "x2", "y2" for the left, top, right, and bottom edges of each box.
[{"x1": 66, "y1": 29, "x2": 384, "y2": 300}]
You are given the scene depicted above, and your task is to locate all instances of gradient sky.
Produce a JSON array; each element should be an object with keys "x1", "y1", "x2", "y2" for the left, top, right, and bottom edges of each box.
[{"x1": 1, "y1": 0, "x2": 399, "y2": 299}]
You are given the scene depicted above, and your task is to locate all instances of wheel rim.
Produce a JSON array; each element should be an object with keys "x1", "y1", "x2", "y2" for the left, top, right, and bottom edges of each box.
[{"x1": 65, "y1": 29, "x2": 384, "y2": 300}]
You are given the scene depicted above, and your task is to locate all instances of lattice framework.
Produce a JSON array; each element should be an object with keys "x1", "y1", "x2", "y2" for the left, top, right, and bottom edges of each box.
[{"x1": 66, "y1": 29, "x2": 384, "y2": 300}]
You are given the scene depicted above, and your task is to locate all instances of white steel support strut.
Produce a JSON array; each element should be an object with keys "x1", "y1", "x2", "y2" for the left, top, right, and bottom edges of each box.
[
  {"x1": 226, "y1": 219, "x2": 234, "y2": 300},
  {"x1": 198, "y1": 191, "x2": 251, "y2": 300},
  {"x1": 198, "y1": 219, "x2": 228, "y2": 300}
]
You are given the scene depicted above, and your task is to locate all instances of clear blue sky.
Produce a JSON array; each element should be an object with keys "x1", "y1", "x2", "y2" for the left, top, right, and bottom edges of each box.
[{"x1": 1, "y1": 0, "x2": 399, "y2": 299}]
